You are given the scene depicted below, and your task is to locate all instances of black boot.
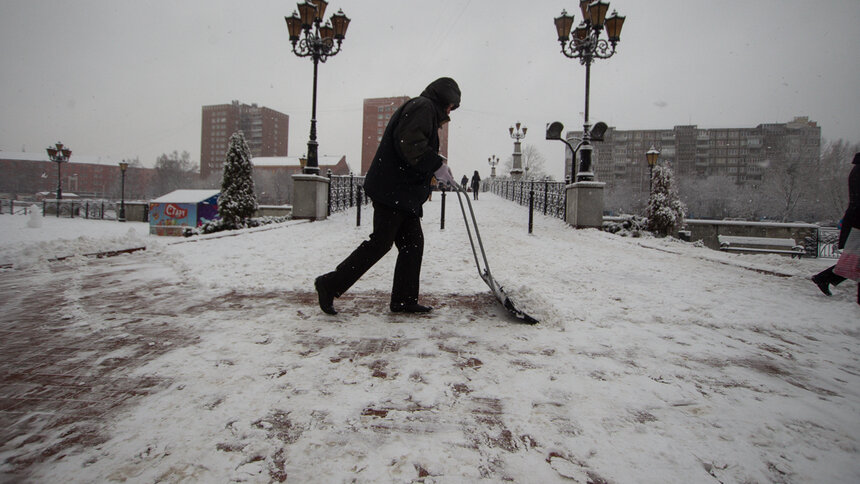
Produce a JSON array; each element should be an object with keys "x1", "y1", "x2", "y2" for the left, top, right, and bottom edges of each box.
[
  {"x1": 390, "y1": 302, "x2": 432, "y2": 313},
  {"x1": 811, "y1": 274, "x2": 832, "y2": 296},
  {"x1": 314, "y1": 276, "x2": 337, "y2": 315}
]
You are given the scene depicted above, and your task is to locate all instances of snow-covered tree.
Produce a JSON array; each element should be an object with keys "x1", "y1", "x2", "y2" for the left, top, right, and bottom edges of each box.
[
  {"x1": 647, "y1": 162, "x2": 686, "y2": 237},
  {"x1": 218, "y1": 132, "x2": 257, "y2": 228}
]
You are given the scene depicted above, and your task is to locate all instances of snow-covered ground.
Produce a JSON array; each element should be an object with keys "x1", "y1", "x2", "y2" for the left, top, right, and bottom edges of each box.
[{"x1": 1, "y1": 195, "x2": 858, "y2": 483}]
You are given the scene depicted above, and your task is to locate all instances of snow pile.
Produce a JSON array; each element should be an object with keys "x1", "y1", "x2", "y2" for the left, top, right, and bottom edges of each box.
[{"x1": 0, "y1": 214, "x2": 154, "y2": 268}]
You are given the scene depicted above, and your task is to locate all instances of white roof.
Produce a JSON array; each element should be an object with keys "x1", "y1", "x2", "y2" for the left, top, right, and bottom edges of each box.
[
  {"x1": 151, "y1": 189, "x2": 220, "y2": 204},
  {"x1": 0, "y1": 151, "x2": 129, "y2": 166},
  {"x1": 252, "y1": 155, "x2": 344, "y2": 167}
]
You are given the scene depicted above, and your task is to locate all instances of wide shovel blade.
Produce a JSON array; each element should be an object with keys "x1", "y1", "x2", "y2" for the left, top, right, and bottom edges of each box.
[{"x1": 450, "y1": 184, "x2": 538, "y2": 325}]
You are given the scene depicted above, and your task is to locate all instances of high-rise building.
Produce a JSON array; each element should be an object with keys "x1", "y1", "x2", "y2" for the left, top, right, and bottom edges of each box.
[
  {"x1": 200, "y1": 101, "x2": 289, "y2": 180},
  {"x1": 361, "y1": 96, "x2": 449, "y2": 175},
  {"x1": 566, "y1": 116, "x2": 821, "y2": 187}
]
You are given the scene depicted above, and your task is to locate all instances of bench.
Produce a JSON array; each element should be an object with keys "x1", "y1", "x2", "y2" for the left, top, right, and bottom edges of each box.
[{"x1": 718, "y1": 235, "x2": 805, "y2": 258}]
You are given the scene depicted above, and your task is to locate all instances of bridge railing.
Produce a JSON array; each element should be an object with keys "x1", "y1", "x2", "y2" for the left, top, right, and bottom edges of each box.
[
  {"x1": 327, "y1": 173, "x2": 370, "y2": 215},
  {"x1": 485, "y1": 178, "x2": 567, "y2": 221}
]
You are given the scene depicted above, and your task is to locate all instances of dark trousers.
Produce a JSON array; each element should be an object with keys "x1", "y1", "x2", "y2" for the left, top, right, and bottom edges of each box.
[{"x1": 323, "y1": 202, "x2": 424, "y2": 306}]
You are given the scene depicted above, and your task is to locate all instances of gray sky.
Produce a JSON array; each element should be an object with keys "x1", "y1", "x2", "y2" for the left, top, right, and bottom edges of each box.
[{"x1": 2, "y1": 0, "x2": 859, "y2": 180}]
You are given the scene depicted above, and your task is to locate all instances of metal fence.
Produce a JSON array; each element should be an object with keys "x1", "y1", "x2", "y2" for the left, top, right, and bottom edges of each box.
[
  {"x1": 483, "y1": 180, "x2": 844, "y2": 259},
  {"x1": 0, "y1": 199, "x2": 120, "y2": 220},
  {"x1": 485, "y1": 178, "x2": 567, "y2": 221},
  {"x1": 815, "y1": 227, "x2": 841, "y2": 259},
  {"x1": 328, "y1": 173, "x2": 370, "y2": 215}
]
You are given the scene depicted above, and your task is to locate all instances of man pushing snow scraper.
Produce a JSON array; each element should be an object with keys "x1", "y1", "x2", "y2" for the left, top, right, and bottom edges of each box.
[{"x1": 314, "y1": 77, "x2": 537, "y2": 323}]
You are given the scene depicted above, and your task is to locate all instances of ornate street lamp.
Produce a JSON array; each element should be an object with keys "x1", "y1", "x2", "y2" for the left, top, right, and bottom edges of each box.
[
  {"x1": 118, "y1": 161, "x2": 129, "y2": 222},
  {"x1": 646, "y1": 145, "x2": 660, "y2": 194},
  {"x1": 554, "y1": 1, "x2": 625, "y2": 182},
  {"x1": 46, "y1": 141, "x2": 72, "y2": 201},
  {"x1": 285, "y1": 1, "x2": 350, "y2": 175},
  {"x1": 509, "y1": 122, "x2": 527, "y2": 178},
  {"x1": 488, "y1": 155, "x2": 500, "y2": 178}
]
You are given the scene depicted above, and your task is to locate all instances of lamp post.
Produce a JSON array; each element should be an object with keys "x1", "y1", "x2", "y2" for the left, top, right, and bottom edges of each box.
[
  {"x1": 118, "y1": 161, "x2": 129, "y2": 222},
  {"x1": 285, "y1": 0, "x2": 350, "y2": 175},
  {"x1": 646, "y1": 145, "x2": 659, "y2": 194},
  {"x1": 46, "y1": 142, "x2": 72, "y2": 200},
  {"x1": 46, "y1": 142, "x2": 71, "y2": 217},
  {"x1": 488, "y1": 155, "x2": 499, "y2": 178},
  {"x1": 509, "y1": 122, "x2": 527, "y2": 179},
  {"x1": 554, "y1": 1, "x2": 625, "y2": 182}
]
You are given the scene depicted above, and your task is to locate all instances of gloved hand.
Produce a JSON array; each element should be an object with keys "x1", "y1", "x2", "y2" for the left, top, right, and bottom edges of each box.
[{"x1": 434, "y1": 163, "x2": 457, "y2": 188}]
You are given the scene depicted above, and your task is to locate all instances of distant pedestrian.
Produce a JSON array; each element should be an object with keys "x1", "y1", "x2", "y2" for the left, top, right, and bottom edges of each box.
[
  {"x1": 314, "y1": 77, "x2": 461, "y2": 315},
  {"x1": 812, "y1": 152, "x2": 860, "y2": 304},
  {"x1": 470, "y1": 170, "x2": 481, "y2": 200},
  {"x1": 461, "y1": 175, "x2": 468, "y2": 190}
]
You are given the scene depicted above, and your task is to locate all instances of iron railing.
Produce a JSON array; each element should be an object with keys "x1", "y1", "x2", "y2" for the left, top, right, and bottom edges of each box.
[
  {"x1": 0, "y1": 199, "x2": 120, "y2": 220},
  {"x1": 327, "y1": 173, "x2": 369, "y2": 215},
  {"x1": 815, "y1": 227, "x2": 841, "y2": 259},
  {"x1": 486, "y1": 178, "x2": 567, "y2": 221}
]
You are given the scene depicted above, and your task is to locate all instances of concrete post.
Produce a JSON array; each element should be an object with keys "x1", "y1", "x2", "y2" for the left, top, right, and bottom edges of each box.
[
  {"x1": 565, "y1": 181, "x2": 605, "y2": 228},
  {"x1": 291, "y1": 173, "x2": 330, "y2": 220}
]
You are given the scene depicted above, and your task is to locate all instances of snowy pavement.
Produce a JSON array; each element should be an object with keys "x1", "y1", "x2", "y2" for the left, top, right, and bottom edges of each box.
[{"x1": 1, "y1": 195, "x2": 859, "y2": 483}]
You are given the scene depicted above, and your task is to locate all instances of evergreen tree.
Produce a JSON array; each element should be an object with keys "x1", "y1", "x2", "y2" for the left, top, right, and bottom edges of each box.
[
  {"x1": 646, "y1": 162, "x2": 686, "y2": 237},
  {"x1": 218, "y1": 132, "x2": 257, "y2": 228}
]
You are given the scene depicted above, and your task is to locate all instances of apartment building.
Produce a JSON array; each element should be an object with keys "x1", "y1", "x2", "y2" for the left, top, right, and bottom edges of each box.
[
  {"x1": 201, "y1": 101, "x2": 289, "y2": 180},
  {"x1": 566, "y1": 116, "x2": 821, "y2": 187}
]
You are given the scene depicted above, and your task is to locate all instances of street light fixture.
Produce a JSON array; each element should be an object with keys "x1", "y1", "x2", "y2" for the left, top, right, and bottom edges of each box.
[
  {"x1": 118, "y1": 161, "x2": 129, "y2": 222},
  {"x1": 509, "y1": 122, "x2": 527, "y2": 178},
  {"x1": 646, "y1": 145, "x2": 660, "y2": 194},
  {"x1": 546, "y1": 121, "x2": 607, "y2": 180},
  {"x1": 554, "y1": 1, "x2": 625, "y2": 182},
  {"x1": 488, "y1": 155, "x2": 500, "y2": 178},
  {"x1": 285, "y1": 0, "x2": 350, "y2": 175},
  {"x1": 46, "y1": 141, "x2": 72, "y2": 200}
]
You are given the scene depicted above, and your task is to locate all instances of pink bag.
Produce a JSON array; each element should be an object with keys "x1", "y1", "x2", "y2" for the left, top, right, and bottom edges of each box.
[{"x1": 834, "y1": 228, "x2": 860, "y2": 281}]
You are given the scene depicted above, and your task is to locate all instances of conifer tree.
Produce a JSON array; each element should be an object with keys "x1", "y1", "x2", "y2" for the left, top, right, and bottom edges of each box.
[
  {"x1": 646, "y1": 162, "x2": 687, "y2": 237},
  {"x1": 218, "y1": 132, "x2": 257, "y2": 228}
]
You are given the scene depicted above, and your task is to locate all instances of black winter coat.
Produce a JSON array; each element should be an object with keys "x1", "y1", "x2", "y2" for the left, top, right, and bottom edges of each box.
[
  {"x1": 838, "y1": 155, "x2": 860, "y2": 248},
  {"x1": 364, "y1": 78, "x2": 461, "y2": 217}
]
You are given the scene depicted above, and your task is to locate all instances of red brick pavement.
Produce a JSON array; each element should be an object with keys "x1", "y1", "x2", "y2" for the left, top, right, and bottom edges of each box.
[{"x1": 0, "y1": 256, "x2": 200, "y2": 480}]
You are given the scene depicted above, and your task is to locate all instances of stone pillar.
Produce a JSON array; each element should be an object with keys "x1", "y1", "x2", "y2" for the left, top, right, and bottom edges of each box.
[
  {"x1": 291, "y1": 173, "x2": 330, "y2": 220},
  {"x1": 510, "y1": 140, "x2": 524, "y2": 180},
  {"x1": 565, "y1": 181, "x2": 605, "y2": 229}
]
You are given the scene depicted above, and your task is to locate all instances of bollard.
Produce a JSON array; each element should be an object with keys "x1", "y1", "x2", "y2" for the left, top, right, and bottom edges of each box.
[
  {"x1": 543, "y1": 180, "x2": 549, "y2": 216},
  {"x1": 356, "y1": 185, "x2": 362, "y2": 227},
  {"x1": 440, "y1": 189, "x2": 446, "y2": 230},
  {"x1": 86, "y1": 201, "x2": 89, "y2": 219},
  {"x1": 327, "y1": 169, "x2": 333, "y2": 217},
  {"x1": 528, "y1": 182, "x2": 534, "y2": 234}
]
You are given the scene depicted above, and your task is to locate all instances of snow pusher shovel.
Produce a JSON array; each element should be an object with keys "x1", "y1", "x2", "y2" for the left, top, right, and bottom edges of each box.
[{"x1": 449, "y1": 184, "x2": 538, "y2": 325}]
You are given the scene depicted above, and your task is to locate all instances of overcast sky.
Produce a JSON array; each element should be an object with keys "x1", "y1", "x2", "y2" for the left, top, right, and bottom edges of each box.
[{"x1": 2, "y1": 0, "x2": 859, "y2": 180}]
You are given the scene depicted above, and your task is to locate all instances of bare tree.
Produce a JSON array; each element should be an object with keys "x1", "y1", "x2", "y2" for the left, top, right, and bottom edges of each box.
[
  {"x1": 816, "y1": 139, "x2": 859, "y2": 221},
  {"x1": 152, "y1": 150, "x2": 198, "y2": 196},
  {"x1": 760, "y1": 157, "x2": 811, "y2": 222},
  {"x1": 501, "y1": 144, "x2": 548, "y2": 179}
]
